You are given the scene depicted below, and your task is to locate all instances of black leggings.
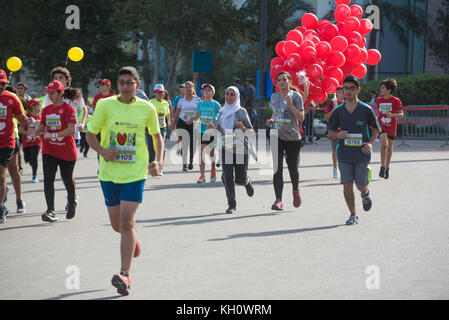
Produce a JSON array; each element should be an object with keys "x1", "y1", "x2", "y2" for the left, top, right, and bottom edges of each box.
[
  {"x1": 272, "y1": 138, "x2": 301, "y2": 200},
  {"x1": 221, "y1": 149, "x2": 249, "y2": 208},
  {"x1": 23, "y1": 146, "x2": 40, "y2": 176},
  {"x1": 80, "y1": 132, "x2": 89, "y2": 155},
  {"x1": 177, "y1": 118, "x2": 194, "y2": 165},
  {"x1": 43, "y1": 154, "x2": 76, "y2": 211}
]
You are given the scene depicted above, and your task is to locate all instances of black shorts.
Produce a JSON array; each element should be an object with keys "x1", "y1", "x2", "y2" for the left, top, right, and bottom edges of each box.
[
  {"x1": 0, "y1": 148, "x2": 15, "y2": 167},
  {"x1": 379, "y1": 130, "x2": 395, "y2": 140},
  {"x1": 200, "y1": 132, "x2": 215, "y2": 145},
  {"x1": 13, "y1": 141, "x2": 20, "y2": 154}
]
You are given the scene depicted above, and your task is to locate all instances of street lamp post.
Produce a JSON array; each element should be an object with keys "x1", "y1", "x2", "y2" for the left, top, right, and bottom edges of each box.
[{"x1": 257, "y1": 0, "x2": 268, "y2": 130}]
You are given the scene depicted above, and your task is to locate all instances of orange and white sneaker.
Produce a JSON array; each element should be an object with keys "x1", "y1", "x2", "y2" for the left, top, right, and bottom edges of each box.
[
  {"x1": 111, "y1": 271, "x2": 131, "y2": 296},
  {"x1": 134, "y1": 239, "x2": 141, "y2": 258},
  {"x1": 210, "y1": 170, "x2": 216, "y2": 183},
  {"x1": 197, "y1": 175, "x2": 206, "y2": 184}
]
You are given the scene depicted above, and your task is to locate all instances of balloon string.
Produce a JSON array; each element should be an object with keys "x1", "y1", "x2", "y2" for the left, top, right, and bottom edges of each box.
[{"x1": 65, "y1": 56, "x2": 69, "y2": 68}]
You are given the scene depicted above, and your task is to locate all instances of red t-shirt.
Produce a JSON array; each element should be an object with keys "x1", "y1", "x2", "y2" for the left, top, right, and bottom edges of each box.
[
  {"x1": 325, "y1": 99, "x2": 344, "y2": 139},
  {"x1": 0, "y1": 91, "x2": 24, "y2": 149},
  {"x1": 21, "y1": 114, "x2": 42, "y2": 149},
  {"x1": 92, "y1": 93, "x2": 116, "y2": 109},
  {"x1": 41, "y1": 102, "x2": 78, "y2": 161},
  {"x1": 376, "y1": 96, "x2": 403, "y2": 137}
]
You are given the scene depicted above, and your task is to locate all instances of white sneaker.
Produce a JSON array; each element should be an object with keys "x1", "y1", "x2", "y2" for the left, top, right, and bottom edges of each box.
[
  {"x1": 333, "y1": 168, "x2": 338, "y2": 179},
  {"x1": 158, "y1": 170, "x2": 163, "y2": 176}
]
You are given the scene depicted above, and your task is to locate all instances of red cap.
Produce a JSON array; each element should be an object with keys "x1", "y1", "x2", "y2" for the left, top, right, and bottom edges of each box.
[
  {"x1": 44, "y1": 80, "x2": 65, "y2": 93},
  {"x1": 0, "y1": 69, "x2": 8, "y2": 83},
  {"x1": 97, "y1": 79, "x2": 112, "y2": 86},
  {"x1": 27, "y1": 99, "x2": 40, "y2": 108}
]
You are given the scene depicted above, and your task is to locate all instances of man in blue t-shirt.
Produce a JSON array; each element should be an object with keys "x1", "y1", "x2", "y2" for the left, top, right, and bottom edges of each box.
[
  {"x1": 328, "y1": 76, "x2": 380, "y2": 226},
  {"x1": 194, "y1": 83, "x2": 221, "y2": 184}
]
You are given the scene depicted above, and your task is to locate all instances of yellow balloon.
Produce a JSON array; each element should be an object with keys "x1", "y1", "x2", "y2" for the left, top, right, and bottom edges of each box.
[
  {"x1": 6, "y1": 57, "x2": 22, "y2": 72},
  {"x1": 68, "y1": 47, "x2": 84, "y2": 62}
]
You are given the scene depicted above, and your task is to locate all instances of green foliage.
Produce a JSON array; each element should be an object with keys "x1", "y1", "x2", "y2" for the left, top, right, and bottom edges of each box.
[
  {"x1": 428, "y1": 0, "x2": 449, "y2": 72},
  {"x1": 359, "y1": 74, "x2": 449, "y2": 106}
]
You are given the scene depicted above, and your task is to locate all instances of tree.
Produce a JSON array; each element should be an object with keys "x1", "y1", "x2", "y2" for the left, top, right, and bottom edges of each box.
[{"x1": 427, "y1": 0, "x2": 449, "y2": 72}]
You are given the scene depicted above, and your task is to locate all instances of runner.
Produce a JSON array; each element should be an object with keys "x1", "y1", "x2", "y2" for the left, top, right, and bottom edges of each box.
[
  {"x1": 19, "y1": 99, "x2": 42, "y2": 183},
  {"x1": 208, "y1": 86, "x2": 254, "y2": 214},
  {"x1": 171, "y1": 84, "x2": 185, "y2": 156},
  {"x1": 173, "y1": 81, "x2": 200, "y2": 171},
  {"x1": 0, "y1": 70, "x2": 34, "y2": 224},
  {"x1": 324, "y1": 86, "x2": 345, "y2": 179},
  {"x1": 15, "y1": 82, "x2": 29, "y2": 174},
  {"x1": 79, "y1": 112, "x2": 92, "y2": 158},
  {"x1": 194, "y1": 83, "x2": 221, "y2": 183},
  {"x1": 376, "y1": 78, "x2": 404, "y2": 179},
  {"x1": 266, "y1": 71, "x2": 304, "y2": 211},
  {"x1": 328, "y1": 76, "x2": 380, "y2": 225},
  {"x1": 33, "y1": 81, "x2": 78, "y2": 222},
  {"x1": 149, "y1": 84, "x2": 170, "y2": 174},
  {"x1": 86, "y1": 66, "x2": 163, "y2": 296},
  {"x1": 92, "y1": 79, "x2": 115, "y2": 111}
]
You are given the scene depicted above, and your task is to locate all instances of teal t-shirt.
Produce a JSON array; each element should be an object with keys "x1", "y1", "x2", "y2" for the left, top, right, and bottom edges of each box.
[{"x1": 195, "y1": 100, "x2": 221, "y2": 133}]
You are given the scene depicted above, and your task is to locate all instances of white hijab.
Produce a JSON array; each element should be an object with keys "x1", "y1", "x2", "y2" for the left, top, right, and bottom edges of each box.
[{"x1": 219, "y1": 86, "x2": 241, "y2": 130}]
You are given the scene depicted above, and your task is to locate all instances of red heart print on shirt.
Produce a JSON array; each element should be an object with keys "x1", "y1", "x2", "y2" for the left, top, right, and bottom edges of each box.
[{"x1": 117, "y1": 133, "x2": 127, "y2": 145}]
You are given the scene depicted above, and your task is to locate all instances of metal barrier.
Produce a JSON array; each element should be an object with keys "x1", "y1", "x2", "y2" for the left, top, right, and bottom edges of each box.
[{"x1": 397, "y1": 105, "x2": 449, "y2": 148}]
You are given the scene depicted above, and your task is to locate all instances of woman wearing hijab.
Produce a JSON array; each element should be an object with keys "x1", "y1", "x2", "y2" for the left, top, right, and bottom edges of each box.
[
  {"x1": 266, "y1": 71, "x2": 305, "y2": 211},
  {"x1": 208, "y1": 86, "x2": 254, "y2": 214}
]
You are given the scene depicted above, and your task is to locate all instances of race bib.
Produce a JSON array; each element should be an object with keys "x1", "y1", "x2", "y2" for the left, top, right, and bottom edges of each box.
[
  {"x1": 223, "y1": 133, "x2": 236, "y2": 150},
  {"x1": 0, "y1": 104, "x2": 7, "y2": 119},
  {"x1": 273, "y1": 116, "x2": 291, "y2": 129},
  {"x1": 344, "y1": 133, "x2": 363, "y2": 147},
  {"x1": 183, "y1": 111, "x2": 196, "y2": 121},
  {"x1": 379, "y1": 103, "x2": 392, "y2": 113},
  {"x1": 200, "y1": 115, "x2": 213, "y2": 125},
  {"x1": 46, "y1": 114, "x2": 62, "y2": 130},
  {"x1": 158, "y1": 114, "x2": 166, "y2": 127},
  {"x1": 114, "y1": 145, "x2": 136, "y2": 162}
]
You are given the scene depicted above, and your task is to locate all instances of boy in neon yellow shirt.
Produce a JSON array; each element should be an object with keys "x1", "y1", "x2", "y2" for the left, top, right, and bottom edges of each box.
[{"x1": 86, "y1": 66, "x2": 163, "y2": 296}]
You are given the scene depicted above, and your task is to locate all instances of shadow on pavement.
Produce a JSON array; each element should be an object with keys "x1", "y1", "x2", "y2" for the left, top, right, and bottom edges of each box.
[
  {"x1": 208, "y1": 224, "x2": 345, "y2": 241},
  {"x1": 45, "y1": 289, "x2": 107, "y2": 300}
]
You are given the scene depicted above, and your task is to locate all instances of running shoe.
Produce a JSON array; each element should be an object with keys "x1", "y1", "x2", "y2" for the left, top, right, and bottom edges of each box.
[
  {"x1": 197, "y1": 175, "x2": 206, "y2": 184},
  {"x1": 225, "y1": 206, "x2": 236, "y2": 214},
  {"x1": 271, "y1": 199, "x2": 283, "y2": 211},
  {"x1": 16, "y1": 200, "x2": 26, "y2": 214},
  {"x1": 245, "y1": 179, "x2": 254, "y2": 197},
  {"x1": 379, "y1": 167, "x2": 385, "y2": 178},
  {"x1": 333, "y1": 168, "x2": 338, "y2": 179},
  {"x1": 293, "y1": 190, "x2": 302, "y2": 208},
  {"x1": 42, "y1": 210, "x2": 58, "y2": 223},
  {"x1": 188, "y1": 163, "x2": 193, "y2": 170},
  {"x1": 346, "y1": 214, "x2": 359, "y2": 225},
  {"x1": 66, "y1": 201, "x2": 78, "y2": 220},
  {"x1": 134, "y1": 239, "x2": 141, "y2": 258},
  {"x1": 182, "y1": 164, "x2": 188, "y2": 172},
  {"x1": 18, "y1": 167, "x2": 23, "y2": 175},
  {"x1": 0, "y1": 204, "x2": 7, "y2": 224},
  {"x1": 32, "y1": 176, "x2": 39, "y2": 183},
  {"x1": 158, "y1": 170, "x2": 163, "y2": 176},
  {"x1": 210, "y1": 170, "x2": 216, "y2": 183},
  {"x1": 385, "y1": 168, "x2": 390, "y2": 179},
  {"x1": 361, "y1": 191, "x2": 372, "y2": 212},
  {"x1": 111, "y1": 272, "x2": 131, "y2": 296}
]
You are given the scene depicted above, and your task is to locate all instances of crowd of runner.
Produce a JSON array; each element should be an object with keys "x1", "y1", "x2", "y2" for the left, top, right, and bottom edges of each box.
[{"x1": 0, "y1": 66, "x2": 404, "y2": 295}]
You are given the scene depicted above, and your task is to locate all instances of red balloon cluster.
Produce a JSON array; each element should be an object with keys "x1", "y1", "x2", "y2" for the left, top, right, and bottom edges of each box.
[{"x1": 270, "y1": 0, "x2": 381, "y2": 105}]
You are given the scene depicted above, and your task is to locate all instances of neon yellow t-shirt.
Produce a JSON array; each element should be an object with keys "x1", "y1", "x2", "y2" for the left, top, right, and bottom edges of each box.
[
  {"x1": 149, "y1": 98, "x2": 170, "y2": 128},
  {"x1": 88, "y1": 96, "x2": 160, "y2": 184}
]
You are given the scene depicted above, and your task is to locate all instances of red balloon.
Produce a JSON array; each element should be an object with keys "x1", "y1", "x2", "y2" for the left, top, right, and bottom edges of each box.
[
  {"x1": 314, "y1": 91, "x2": 328, "y2": 104},
  {"x1": 359, "y1": 19, "x2": 373, "y2": 35},
  {"x1": 350, "y1": 5, "x2": 364, "y2": 19},
  {"x1": 334, "y1": 5, "x2": 351, "y2": 22},
  {"x1": 271, "y1": 57, "x2": 284, "y2": 67},
  {"x1": 284, "y1": 40, "x2": 300, "y2": 56},
  {"x1": 270, "y1": 65, "x2": 283, "y2": 85},
  {"x1": 335, "y1": 0, "x2": 351, "y2": 5},
  {"x1": 351, "y1": 64, "x2": 367, "y2": 78},
  {"x1": 309, "y1": 79, "x2": 322, "y2": 96},
  {"x1": 337, "y1": 22, "x2": 346, "y2": 34},
  {"x1": 287, "y1": 30, "x2": 304, "y2": 45},
  {"x1": 322, "y1": 23, "x2": 339, "y2": 40},
  {"x1": 275, "y1": 41, "x2": 287, "y2": 57},
  {"x1": 308, "y1": 35, "x2": 321, "y2": 46},
  {"x1": 325, "y1": 67, "x2": 344, "y2": 82},
  {"x1": 316, "y1": 41, "x2": 332, "y2": 59},
  {"x1": 315, "y1": 59, "x2": 328, "y2": 73},
  {"x1": 327, "y1": 51, "x2": 346, "y2": 67},
  {"x1": 298, "y1": 39, "x2": 316, "y2": 49},
  {"x1": 360, "y1": 36, "x2": 367, "y2": 48},
  {"x1": 317, "y1": 20, "x2": 331, "y2": 36},
  {"x1": 284, "y1": 53, "x2": 304, "y2": 71},
  {"x1": 346, "y1": 31, "x2": 363, "y2": 47},
  {"x1": 344, "y1": 44, "x2": 361, "y2": 63},
  {"x1": 301, "y1": 46, "x2": 318, "y2": 64},
  {"x1": 330, "y1": 36, "x2": 348, "y2": 52},
  {"x1": 366, "y1": 49, "x2": 381, "y2": 65},
  {"x1": 304, "y1": 30, "x2": 320, "y2": 41},
  {"x1": 341, "y1": 61, "x2": 356, "y2": 75},
  {"x1": 305, "y1": 63, "x2": 324, "y2": 80},
  {"x1": 322, "y1": 77, "x2": 339, "y2": 94},
  {"x1": 302, "y1": 13, "x2": 319, "y2": 30},
  {"x1": 359, "y1": 47, "x2": 368, "y2": 63},
  {"x1": 343, "y1": 17, "x2": 361, "y2": 34},
  {"x1": 295, "y1": 26, "x2": 307, "y2": 34}
]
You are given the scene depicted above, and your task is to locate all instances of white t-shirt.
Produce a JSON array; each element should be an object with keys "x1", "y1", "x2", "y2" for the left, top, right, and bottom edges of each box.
[
  {"x1": 178, "y1": 96, "x2": 200, "y2": 123},
  {"x1": 44, "y1": 94, "x2": 85, "y2": 140}
]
